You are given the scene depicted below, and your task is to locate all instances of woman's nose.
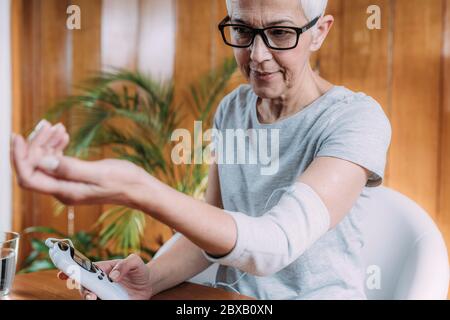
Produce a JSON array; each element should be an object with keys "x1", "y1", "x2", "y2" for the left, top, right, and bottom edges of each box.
[{"x1": 250, "y1": 35, "x2": 273, "y2": 63}]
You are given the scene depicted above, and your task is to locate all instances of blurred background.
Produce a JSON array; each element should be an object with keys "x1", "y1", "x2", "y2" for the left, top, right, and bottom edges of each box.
[{"x1": 0, "y1": 0, "x2": 449, "y2": 284}]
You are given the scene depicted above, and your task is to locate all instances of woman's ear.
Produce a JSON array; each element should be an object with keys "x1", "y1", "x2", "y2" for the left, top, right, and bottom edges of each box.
[{"x1": 309, "y1": 15, "x2": 334, "y2": 52}]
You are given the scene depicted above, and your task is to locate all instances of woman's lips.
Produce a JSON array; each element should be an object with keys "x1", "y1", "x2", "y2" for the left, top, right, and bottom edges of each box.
[{"x1": 252, "y1": 70, "x2": 279, "y2": 81}]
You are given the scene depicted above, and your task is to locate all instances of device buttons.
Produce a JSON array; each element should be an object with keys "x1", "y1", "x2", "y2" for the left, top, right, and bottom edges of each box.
[{"x1": 98, "y1": 275, "x2": 104, "y2": 280}]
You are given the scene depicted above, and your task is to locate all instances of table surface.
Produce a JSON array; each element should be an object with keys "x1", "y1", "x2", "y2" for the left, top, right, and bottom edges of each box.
[{"x1": 4, "y1": 270, "x2": 254, "y2": 300}]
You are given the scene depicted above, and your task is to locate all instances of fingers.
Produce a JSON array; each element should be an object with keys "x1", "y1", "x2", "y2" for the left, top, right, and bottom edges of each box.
[
  {"x1": 27, "y1": 119, "x2": 50, "y2": 142},
  {"x1": 26, "y1": 119, "x2": 69, "y2": 151},
  {"x1": 57, "y1": 271, "x2": 69, "y2": 280},
  {"x1": 28, "y1": 120, "x2": 53, "y2": 150},
  {"x1": 57, "y1": 271, "x2": 97, "y2": 300},
  {"x1": 53, "y1": 132, "x2": 70, "y2": 155},
  {"x1": 80, "y1": 286, "x2": 97, "y2": 300},
  {"x1": 12, "y1": 133, "x2": 27, "y2": 162},
  {"x1": 13, "y1": 120, "x2": 68, "y2": 176},
  {"x1": 83, "y1": 291, "x2": 98, "y2": 300},
  {"x1": 94, "y1": 260, "x2": 120, "y2": 275},
  {"x1": 81, "y1": 260, "x2": 122, "y2": 300},
  {"x1": 46, "y1": 123, "x2": 66, "y2": 149},
  {"x1": 30, "y1": 121, "x2": 69, "y2": 154},
  {"x1": 9, "y1": 134, "x2": 15, "y2": 174},
  {"x1": 12, "y1": 120, "x2": 107, "y2": 204},
  {"x1": 11, "y1": 120, "x2": 66, "y2": 188},
  {"x1": 57, "y1": 272, "x2": 96, "y2": 300},
  {"x1": 11, "y1": 134, "x2": 32, "y2": 180},
  {"x1": 12, "y1": 120, "x2": 97, "y2": 185},
  {"x1": 44, "y1": 122, "x2": 70, "y2": 156},
  {"x1": 80, "y1": 261, "x2": 121, "y2": 300},
  {"x1": 12, "y1": 135, "x2": 60, "y2": 192},
  {"x1": 108, "y1": 254, "x2": 142, "y2": 283},
  {"x1": 38, "y1": 155, "x2": 102, "y2": 185}
]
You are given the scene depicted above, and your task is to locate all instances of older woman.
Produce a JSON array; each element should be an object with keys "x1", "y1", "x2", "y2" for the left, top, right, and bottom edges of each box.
[{"x1": 11, "y1": 0, "x2": 391, "y2": 300}]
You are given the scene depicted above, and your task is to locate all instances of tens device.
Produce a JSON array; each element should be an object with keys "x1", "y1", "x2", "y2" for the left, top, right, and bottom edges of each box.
[{"x1": 45, "y1": 238, "x2": 129, "y2": 300}]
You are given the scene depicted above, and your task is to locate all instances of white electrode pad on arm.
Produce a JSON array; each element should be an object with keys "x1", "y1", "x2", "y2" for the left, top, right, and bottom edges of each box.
[
  {"x1": 202, "y1": 182, "x2": 331, "y2": 277},
  {"x1": 45, "y1": 238, "x2": 129, "y2": 300}
]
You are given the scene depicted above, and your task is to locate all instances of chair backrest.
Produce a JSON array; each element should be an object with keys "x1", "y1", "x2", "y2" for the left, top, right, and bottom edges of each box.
[
  {"x1": 360, "y1": 186, "x2": 449, "y2": 300},
  {"x1": 153, "y1": 187, "x2": 449, "y2": 299}
]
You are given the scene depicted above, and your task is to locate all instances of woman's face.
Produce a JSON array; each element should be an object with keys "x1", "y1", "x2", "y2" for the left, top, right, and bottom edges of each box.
[{"x1": 228, "y1": 0, "x2": 314, "y2": 99}]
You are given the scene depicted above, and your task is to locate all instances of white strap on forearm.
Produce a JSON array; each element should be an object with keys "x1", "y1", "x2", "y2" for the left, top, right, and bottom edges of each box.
[{"x1": 202, "y1": 182, "x2": 331, "y2": 276}]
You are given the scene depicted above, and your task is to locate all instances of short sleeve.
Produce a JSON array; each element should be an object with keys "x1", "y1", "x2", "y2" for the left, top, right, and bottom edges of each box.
[
  {"x1": 213, "y1": 101, "x2": 224, "y2": 131},
  {"x1": 316, "y1": 96, "x2": 392, "y2": 187},
  {"x1": 210, "y1": 96, "x2": 227, "y2": 156}
]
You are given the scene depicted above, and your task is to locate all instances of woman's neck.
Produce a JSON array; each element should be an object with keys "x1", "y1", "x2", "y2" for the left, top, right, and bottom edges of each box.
[{"x1": 257, "y1": 64, "x2": 334, "y2": 124}]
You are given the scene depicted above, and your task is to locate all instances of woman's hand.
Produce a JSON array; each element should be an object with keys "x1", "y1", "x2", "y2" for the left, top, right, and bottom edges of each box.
[
  {"x1": 58, "y1": 254, "x2": 154, "y2": 300},
  {"x1": 10, "y1": 120, "x2": 153, "y2": 207}
]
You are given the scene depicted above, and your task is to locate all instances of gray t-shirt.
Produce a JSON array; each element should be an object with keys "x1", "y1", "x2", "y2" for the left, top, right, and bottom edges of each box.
[{"x1": 211, "y1": 84, "x2": 392, "y2": 299}]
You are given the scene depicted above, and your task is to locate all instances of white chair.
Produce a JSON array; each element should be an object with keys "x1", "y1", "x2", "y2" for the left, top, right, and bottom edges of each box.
[
  {"x1": 153, "y1": 186, "x2": 449, "y2": 300},
  {"x1": 360, "y1": 186, "x2": 448, "y2": 300}
]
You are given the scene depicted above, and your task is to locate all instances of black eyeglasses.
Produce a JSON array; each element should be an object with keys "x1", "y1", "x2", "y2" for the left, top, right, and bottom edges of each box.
[{"x1": 218, "y1": 16, "x2": 320, "y2": 50}]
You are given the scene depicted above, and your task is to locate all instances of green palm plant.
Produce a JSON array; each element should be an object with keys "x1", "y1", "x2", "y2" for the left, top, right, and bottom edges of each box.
[{"x1": 41, "y1": 57, "x2": 238, "y2": 257}]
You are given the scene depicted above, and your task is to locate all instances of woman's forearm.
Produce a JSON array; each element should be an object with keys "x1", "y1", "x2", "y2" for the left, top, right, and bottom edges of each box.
[
  {"x1": 129, "y1": 174, "x2": 237, "y2": 257},
  {"x1": 147, "y1": 235, "x2": 213, "y2": 296}
]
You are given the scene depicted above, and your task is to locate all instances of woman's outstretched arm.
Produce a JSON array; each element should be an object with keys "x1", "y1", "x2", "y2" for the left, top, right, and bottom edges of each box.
[
  {"x1": 11, "y1": 120, "x2": 237, "y2": 257},
  {"x1": 11, "y1": 120, "x2": 369, "y2": 274}
]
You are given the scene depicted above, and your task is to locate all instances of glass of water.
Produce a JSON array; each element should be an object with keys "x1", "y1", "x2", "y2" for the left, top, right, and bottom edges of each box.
[{"x1": 0, "y1": 232, "x2": 20, "y2": 296}]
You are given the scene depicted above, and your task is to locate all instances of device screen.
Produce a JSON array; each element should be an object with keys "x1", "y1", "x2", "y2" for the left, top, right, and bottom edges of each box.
[
  {"x1": 71, "y1": 248, "x2": 94, "y2": 272},
  {"x1": 53, "y1": 240, "x2": 97, "y2": 273},
  {"x1": 73, "y1": 249, "x2": 91, "y2": 270}
]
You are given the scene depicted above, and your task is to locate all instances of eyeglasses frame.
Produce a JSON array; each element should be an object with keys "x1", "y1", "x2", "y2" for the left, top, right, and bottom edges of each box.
[{"x1": 218, "y1": 16, "x2": 320, "y2": 51}]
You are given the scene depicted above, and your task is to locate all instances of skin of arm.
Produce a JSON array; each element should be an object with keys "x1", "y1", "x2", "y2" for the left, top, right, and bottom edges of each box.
[
  {"x1": 131, "y1": 156, "x2": 370, "y2": 259},
  {"x1": 11, "y1": 121, "x2": 369, "y2": 274},
  {"x1": 146, "y1": 162, "x2": 225, "y2": 296}
]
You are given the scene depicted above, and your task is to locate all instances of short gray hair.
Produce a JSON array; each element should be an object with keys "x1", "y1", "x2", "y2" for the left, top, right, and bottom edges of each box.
[{"x1": 225, "y1": 0, "x2": 328, "y2": 21}]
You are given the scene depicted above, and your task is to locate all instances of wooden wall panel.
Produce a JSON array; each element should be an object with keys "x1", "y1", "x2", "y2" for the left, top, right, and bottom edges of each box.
[
  {"x1": 317, "y1": 0, "x2": 393, "y2": 186},
  {"x1": 340, "y1": 0, "x2": 391, "y2": 116},
  {"x1": 36, "y1": 0, "x2": 73, "y2": 230},
  {"x1": 71, "y1": 0, "x2": 102, "y2": 85},
  {"x1": 12, "y1": 0, "x2": 71, "y2": 232},
  {"x1": 388, "y1": 0, "x2": 443, "y2": 220},
  {"x1": 12, "y1": 0, "x2": 71, "y2": 262},
  {"x1": 70, "y1": 0, "x2": 103, "y2": 234},
  {"x1": 174, "y1": 0, "x2": 214, "y2": 112},
  {"x1": 338, "y1": 0, "x2": 393, "y2": 185},
  {"x1": 11, "y1": 0, "x2": 25, "y2": 235},
  {"x1": 12, "y1": 0, "x2": 105, "y2": 239},
  {"x1": 316, "y1": 0, "x2": 343, "y2": 83},
  {"x1": 173, "y1": 0, "x2": 247, "y2": 105},
  {"x1": 438, "y1": 0, "x2": 450, "y2": 263}
]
